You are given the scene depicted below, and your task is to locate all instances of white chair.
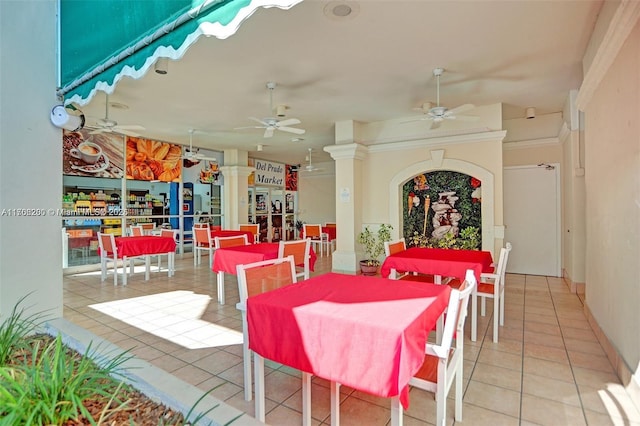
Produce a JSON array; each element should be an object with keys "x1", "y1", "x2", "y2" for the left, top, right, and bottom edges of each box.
[
  {"x1": 304, "y1": 224, "x2": 329, "y2": 257},
  {"x1": 192, "y1": 226, "x2": 215, "y2": 268},
  {"x1": 214, "y1": 234, "x2": 250, "y2": 305},
  {"x1": 384, "y1": 238, "x2": 434, "y2": 282},
  {"x1": 236, "y1": 255, "x2": 297, "y2": 401},
  {"x1": 97, "y1": 232, "x2": 128, "y2": 286},
  {"x1": 278, "y1": 238, "x2": 312, "y2": 280},
  {"x1": 129, "y1": 225, "x2": 144, "y2": 236},
  {"x1": 214, "y1": 234, "x2": 249, "y2": 249},
  {"x1": 239, "y1": 223, "x2": 260, "y2": 244},
  {"x1": 448, "y1": 242, "x2": 512, "y2": 342},
  {"x1": 157, "y1": 229, "x2": 178, "y2": 274},
  {"x1": 394, "y1": 269, "x2": 476, "y2": 426}
]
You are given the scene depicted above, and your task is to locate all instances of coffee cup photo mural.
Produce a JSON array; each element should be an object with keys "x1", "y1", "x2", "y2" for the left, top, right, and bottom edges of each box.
[
  {"x1": 70, "y1": 141, "x2": 103, "y2": 164},
  {"x1": 63, "y1": 130, "x2": 125, "y2": 178}
]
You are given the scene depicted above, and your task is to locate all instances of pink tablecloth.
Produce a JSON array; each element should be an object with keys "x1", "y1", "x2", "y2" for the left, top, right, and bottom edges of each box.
[
  {"x1": 115, "y1": 236, "x2": 176, "y2": 257},
  {"x1": 212, "y1": 242, "x2": 316, "y2": 274},
  {"x1": 210, "y1": 230, "x2": 255, "y2": 244},
  {"x1": 247, "y1": 273, "x2": 450, "y2": 409},
  {"x1": 380, "y1": 247, "x2": 493, "y2": 282}
]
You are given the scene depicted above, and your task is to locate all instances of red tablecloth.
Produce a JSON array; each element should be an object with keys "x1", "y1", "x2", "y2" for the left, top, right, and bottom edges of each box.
[
  {"x1": 248, "y1": 272, "x2": 451, "y2": 409},
  {"x1": 380, "y1": 247, "x2": 493, "y2": 282},
  {"x1": 115, "y1": 236, "x2": 176, "y2": 257},
  {"x1": 212, "y1": 242, "x2": 316, "y2": 274},
  {"x1": 210, "y1": 229, "x2": 255, "y2": 244}
]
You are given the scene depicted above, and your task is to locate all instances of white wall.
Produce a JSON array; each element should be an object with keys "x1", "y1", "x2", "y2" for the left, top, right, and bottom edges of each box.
[
  {"x1": 298, "y1": 163, "x2": 336, "y2": 225},
  {"x1": 583, "y1": 18, "x2": 640, "y2": 391},
  {"x1": 0, "y1": 0, "x2": 63, "y2": 317}
]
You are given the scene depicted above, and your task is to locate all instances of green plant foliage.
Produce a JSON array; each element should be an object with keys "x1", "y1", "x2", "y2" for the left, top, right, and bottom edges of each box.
[
  {"x1": 402, "y1": 171, "x2": 482, "y2": 250},
  {"x1": 357, "y1": 224, "x2": 393, "y2": 266}
]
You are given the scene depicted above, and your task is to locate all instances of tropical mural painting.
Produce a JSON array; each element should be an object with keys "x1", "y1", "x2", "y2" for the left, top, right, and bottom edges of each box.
[{"x1": 402, "y1": 171, "x2": 482, "y2": 249}]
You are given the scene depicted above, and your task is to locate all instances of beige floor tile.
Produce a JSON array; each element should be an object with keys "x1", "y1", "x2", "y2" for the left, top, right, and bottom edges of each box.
[
  {"x1": 568, "y1": 350, "x2": 615, "y2": 374},
  {"x1": 464, "y1": 380, "x2": 521, "y2": 418},
  {"x1": 471, "y1": 362, "x2": 522, "y2": 391},
  {"x1": 584, "y1": 409, "x2": 640, "y2": 426},
  {"x1": 578, "y1": 384, "x2": 640, "y2": 422},
  {"x1": 524, "y1": 320, "x2": 562, "y2": 336},
  {"x1": 564, "y1": 337, "x2": 607, "y2": 356},
  {"x1": 478, "y1": 346, "x2": 523, "y2": 371},
  {"x1": 521, "y1": 394, "x2": 586, "y2": 425},
  {"x1": 524, "y1": 329, "x2": 565, "y2": 349},
  {"x1": 454, "y1": 403, "x2": 520, "y2": 426},
  {"x1": 523, "y1": 341, "x2": 569, "y2": 363},
  {"x1": 335, "y1": 394, "x2": 392, "y2": 426},
  {"x1": 523, "y1": 357, "x2": 575, "y2": 383},
  {"x1": 522, "y1": 372, "x2": 582, "y2": 407}
]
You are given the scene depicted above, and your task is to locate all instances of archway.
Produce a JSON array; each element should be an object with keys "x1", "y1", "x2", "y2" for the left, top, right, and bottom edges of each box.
[{"x1": 389, "y1": 154, "x2": 496, "y2": 252}]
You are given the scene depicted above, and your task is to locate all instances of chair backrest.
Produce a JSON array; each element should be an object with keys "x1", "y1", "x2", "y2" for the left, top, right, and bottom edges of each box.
[
  {"x1": 303, "y1": 224, "x2": 322, "y2": 240},
  {"x1": 502, "y1": 242, "x2": 512, "y2": 282},
  {"x1": 432, "y1": 269, "x2": 476, "y2": 359},
  {"x1": 239, "y1": 224, "x2": 259, "y2": 234},
  {"x1": 278, "y1": 239, "x2": 311, "y2": 268},
  {"x1": 97, "y1": 232, "x2": 117, "y2": 257},
  {"x1": 160, "y1": 229, "x2": 178, "y2": 241},
  {"x1": 384, "y1": 238, "x2": 407, "y2": 256},
  {"x1": 236, "y1": 256, "x2": 297, "y2": 305},
  {"x1": 193, "y1": 226, "x2": 213, "y2": 247},
  {"x1": 324, "y1": 222, "x2": 336, "y2": 228},
  {"x1": 215, "y1": 234, "x2": 249, "y2": 248},
  {"x1": 129, "y1": 225, "x2": 144, "y2": 236},
  {"x1": 194, "y1": 223, "x2": 210, "y2": 229}
]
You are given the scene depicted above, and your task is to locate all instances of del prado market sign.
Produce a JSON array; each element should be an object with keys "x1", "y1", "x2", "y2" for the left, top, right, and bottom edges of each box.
[{"x1": 254, "y1": 159, "x2": 284, "y2": 186}]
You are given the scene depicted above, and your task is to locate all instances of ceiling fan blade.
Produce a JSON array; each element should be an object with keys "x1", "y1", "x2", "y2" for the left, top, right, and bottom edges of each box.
[
  {"x1": 263, "y1": 127, "x2": 275, "y2": 138},
  {"x1": 453, "y1": 114, "x2": 479, "y2": 122},
  {"x1": 400, "y1": 116, "x2": 431, "y2": 124},
  {"x1": 249, "y1": 116, "x2": 268, "y2": 126},
  {"x1": 114, "y1": 124, "x2": 145, "y2": 131},
  {"x1": 430, "y1": 120, "x2": 442, "y2": 130},
  {"x1": 447, "y1": 103, "x2": 475, "y2": 115},
  {"x1": 277, "y1": 118, "x2": 301, "y2": 127},
  {"x1": 114, "y1": 128, "x2": 141, "y2": 137},
  {"x1": 234, "y1": 125, "x2": 264, "y2": 130},
  {"x1": 278, "y1": 126, "x2": 305, "y2": 135}
]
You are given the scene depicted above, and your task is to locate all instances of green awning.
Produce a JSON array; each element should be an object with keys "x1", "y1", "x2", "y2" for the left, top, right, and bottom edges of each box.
[{"x1": 60, "y1": 0, "x2": 303, "y2": 106}]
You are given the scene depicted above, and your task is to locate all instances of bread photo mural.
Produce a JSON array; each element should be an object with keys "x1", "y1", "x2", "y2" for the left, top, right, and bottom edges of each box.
[{"x1": 126, "y1": 137, "x2": 182, "y2": 182}]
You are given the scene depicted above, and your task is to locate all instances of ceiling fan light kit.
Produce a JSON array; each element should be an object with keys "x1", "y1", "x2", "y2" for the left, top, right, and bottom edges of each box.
[
  {"x1": 404, "y1": 67, "x2": 478, "y2": 129},
  {"x1": 182, "y1": 129, "x2": 218, "y2": 162},
  {"x1": 89, "y1": 94, "x2": 145, "y2": 137},
  {"x1": 234, "y1": 82, "x2": 306, "y2": 138}
]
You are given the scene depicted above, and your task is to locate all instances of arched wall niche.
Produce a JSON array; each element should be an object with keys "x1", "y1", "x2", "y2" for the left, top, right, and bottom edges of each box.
[{"x1": 389, "y1": 155, "x2": 495, "y2": 253}]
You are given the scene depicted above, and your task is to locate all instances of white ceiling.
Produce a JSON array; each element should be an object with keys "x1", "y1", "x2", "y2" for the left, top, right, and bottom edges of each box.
[{"x1": 79, "y1": 0, "x2": 602, "y2": 166}]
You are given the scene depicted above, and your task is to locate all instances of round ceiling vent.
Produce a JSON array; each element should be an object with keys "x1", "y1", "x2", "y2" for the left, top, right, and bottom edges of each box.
[{"x1": 323, "y1": 1, "x2": 360, "y2": 21}]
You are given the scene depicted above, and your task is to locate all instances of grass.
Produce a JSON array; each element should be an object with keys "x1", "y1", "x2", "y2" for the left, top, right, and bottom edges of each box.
[{"x1": 0, "y1": 295, "x2": 203, "y2": 425}]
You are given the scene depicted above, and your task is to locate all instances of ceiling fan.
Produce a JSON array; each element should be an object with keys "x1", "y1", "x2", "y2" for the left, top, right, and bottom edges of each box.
[
  {"x1": 297, "y1": 148, "x2": 323, "y2": 173},
  {"x1": 89, "y1": 94, "x2": 145, "y2": 137},
  {"x1": 406, "y1": 68, "x2": 478, "y2": 129},
  {"x1": 182, "y1": 129, "x2": 218, "y2": 162},
  {"x1": 235, "y1": 82, "x2": 306, "y2": 138}
]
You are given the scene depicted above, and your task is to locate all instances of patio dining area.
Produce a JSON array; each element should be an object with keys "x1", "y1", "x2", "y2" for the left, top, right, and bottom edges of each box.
[{"x1": 62, "y1": 254, "x2": 640, "y2": 425}]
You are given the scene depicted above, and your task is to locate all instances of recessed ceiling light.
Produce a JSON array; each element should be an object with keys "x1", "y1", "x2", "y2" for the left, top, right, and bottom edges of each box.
[{"x1": 323, "y1": 1, "x2": 359, "y2": 21}]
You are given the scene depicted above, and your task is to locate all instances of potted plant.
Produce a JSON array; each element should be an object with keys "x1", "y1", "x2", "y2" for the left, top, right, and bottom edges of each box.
[
  {"x1": 295, "y1": 220, "x2": 305, "y2": 239},
  {"x1": 357, "y1": 224, "x2": 393, "y2": 275}
]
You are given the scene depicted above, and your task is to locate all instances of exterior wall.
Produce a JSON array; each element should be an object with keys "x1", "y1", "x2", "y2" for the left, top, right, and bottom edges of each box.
[
  {"x1": 0, "y1": 0, "x2": 63, "y2": 317},
  {"x1": 583, "y1": 18, "x2": 640, "y2": 397}
]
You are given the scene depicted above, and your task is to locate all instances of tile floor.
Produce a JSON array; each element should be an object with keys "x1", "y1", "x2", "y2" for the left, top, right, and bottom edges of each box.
[{"x1": 63, "y1": 254, "x2": 640, "y2": 425}]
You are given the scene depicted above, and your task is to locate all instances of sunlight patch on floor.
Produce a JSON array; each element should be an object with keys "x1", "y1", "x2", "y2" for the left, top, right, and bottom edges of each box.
[{"x1": 89, "y1": 290, "x2": 243, "y2": 349}]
